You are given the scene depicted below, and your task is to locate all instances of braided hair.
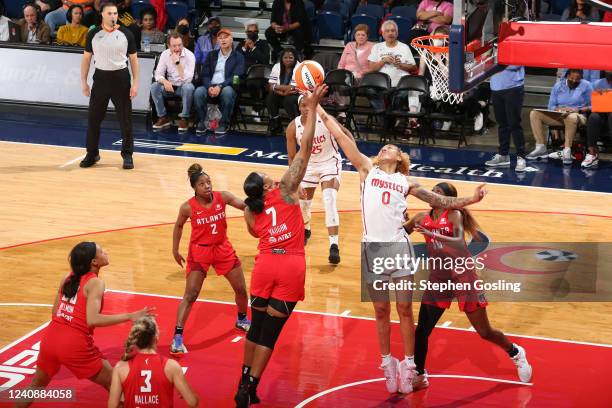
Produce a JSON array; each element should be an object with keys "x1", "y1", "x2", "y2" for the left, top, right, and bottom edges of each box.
[{"x1": 121, "y1": 316, "x2": 159, "y2": 361}]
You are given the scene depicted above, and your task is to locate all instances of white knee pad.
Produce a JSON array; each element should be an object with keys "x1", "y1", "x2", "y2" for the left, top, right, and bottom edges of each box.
[
  {"x1": 322, "y1": 188, "x2": 339, "y2": 228},
  {"x1": 299, "y1": 199, "x2": 312, "y2": 229}
]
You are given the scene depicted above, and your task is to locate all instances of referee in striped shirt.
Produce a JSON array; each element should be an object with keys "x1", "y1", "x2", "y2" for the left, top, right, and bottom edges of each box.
[{"x1": 80, "y1": 1, "x2": 139, "y2": 169}]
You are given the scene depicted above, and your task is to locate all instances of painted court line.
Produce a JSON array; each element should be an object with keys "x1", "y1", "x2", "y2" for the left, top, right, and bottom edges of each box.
[
  {"x1": 0, "y1": 321, "x2": 49, "y2": 355},
  {"x1": 106, "y1": 289, "x2": 612, "y2": 349},
  {"x1": 0, "y1": 303, "x2": 53, "y2": 307},
  {"x1": 294, "y1": 375, "x2": 532, "y2": 407},
  {"x1": 2, "y1": 140, "x2": 612, "y2": 196},
  {"x1": 59, "y1": 155, "x2": 85, "y2": 168}
]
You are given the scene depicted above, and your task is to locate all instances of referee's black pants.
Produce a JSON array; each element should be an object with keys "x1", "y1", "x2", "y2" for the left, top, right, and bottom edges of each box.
[{"x1": 86, "y1": 68, "x2": 133, "y2": 157}]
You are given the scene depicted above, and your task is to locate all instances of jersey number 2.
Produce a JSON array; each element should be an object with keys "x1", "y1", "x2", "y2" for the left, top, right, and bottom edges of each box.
[
  {"x1": 265, "y1": 206, "x2": 277, "y2": 226},
  {"x1": 211, "y1": 224, "x2": 217, "y2": 234},
  {"x1": 140, "y1": 370, "x2": 152, "y2": 393},
  {"x1": 382, "y1": 191, "x2": 390, "y2": 205}
]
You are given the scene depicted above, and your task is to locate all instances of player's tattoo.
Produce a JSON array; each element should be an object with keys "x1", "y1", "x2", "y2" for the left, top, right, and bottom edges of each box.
[
  {"x1": 280, "y1": 156, "x2": 306, "y2": 204},
  {"x1": 411, "y1": 187, "x2": 474, "y2": 209}
]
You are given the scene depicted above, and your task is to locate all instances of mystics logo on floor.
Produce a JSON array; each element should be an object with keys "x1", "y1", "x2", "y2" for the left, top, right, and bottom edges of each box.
[{"x1": 114, "y1": 139, "x2": 507, "y2": 179}]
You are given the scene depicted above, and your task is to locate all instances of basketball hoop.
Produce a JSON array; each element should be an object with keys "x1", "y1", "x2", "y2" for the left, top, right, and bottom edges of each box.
[{"x1": 411, "y1": 35, "x2": 464, "y2": 105}]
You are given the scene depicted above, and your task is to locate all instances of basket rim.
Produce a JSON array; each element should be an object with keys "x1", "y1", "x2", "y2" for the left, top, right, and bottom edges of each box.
[{"x1": 410, "y1": 34, "x2": 449, "y2": 53}]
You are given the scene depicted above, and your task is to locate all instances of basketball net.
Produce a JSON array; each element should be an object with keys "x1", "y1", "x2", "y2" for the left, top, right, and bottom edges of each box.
[{"x1": 412, "y1": 35, "x2": 464, "y2": 105}]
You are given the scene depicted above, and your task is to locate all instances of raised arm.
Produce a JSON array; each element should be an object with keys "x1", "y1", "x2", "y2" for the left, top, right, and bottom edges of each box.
[
  {"x1": 279, "y1": 85, "x2": 328, "y2": 203},
  {"x1": 403, "y1": 211, "x2": 427, "y2": 234},
  {"x1": 409, "y1": 183, "x2": 487, "y2": 209},
  {"x1": 172, "y1": 202, "x2": 191, "y2": 267},
  {"x1": 85, "y1": 278, "x2": 154, "y2": 327},
  {"x1": 220, "y1": 190, "x2": 246, "y2": 211},
  {"x1": 285, "y1": 120, "x2": 298, "y2": 166},
  {"x1": 316, "y1": 104, "x2": 371, "y2": 179}
]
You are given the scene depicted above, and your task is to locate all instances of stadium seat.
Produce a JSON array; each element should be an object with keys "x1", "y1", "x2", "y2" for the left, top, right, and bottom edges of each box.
[
  {"x1": 317, "y1": 11, "x2": 346, "y2": 41},
  {"x1": 388, "y1": 15, "x2": 414, "y2": 43},
  {"x1": 355, "y1": 4, "x2": 385, "y2": 20},
  {"x1": 131, "y1": 0, "x2": 152, "y2": 21},
  {"x1": 322, "y1": 69, "x2": 355, "y2": 125},
  {"x1": 5, "y1": 0, "x2": 29, "y2": 19},
  {"x1": 347, "y1": 72, "x2": 391, "y2": 139},
  {"x1": 384, "y1": 75, "x2": 430, "y2": 144},
  {"x1": 349, "y1": 14, "x2": 379, "y2": 41},
  {"x1": 540, "y1": 13, "x2": 563, "y2": 21},
  {"x1": 165, "y1": 1, "x2": 189, "y2": 29},
  {"x1": 322, "y1": 0, "x2": 350, "y2": 20},
  {"x1": 550, "y1": 0, "x2": 571, "y2": 16},
  {"x1": 235, "y1": 64, "x2": 272, "y2": 129},
  {"x1": 390, "y1": 5, "x2": 417, "y2": 21},
  {"x1": 313, "y1": 52, "x2": 341, "y2": 73}
]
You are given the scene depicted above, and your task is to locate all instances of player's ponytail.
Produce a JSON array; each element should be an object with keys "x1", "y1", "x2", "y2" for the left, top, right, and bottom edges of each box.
[
  {"x1": 434, "y1": 182, "x2": 481, "y2": 241},
  {"x1": 187, "y1": 163, "x2": 208, "y2": 187},
  {"x1": 121, "y1": 316, "x2": 159, "y2": 361},
  {"x1": 62, "y1": 242, "x2": 97, "y2": 299},
  {"x1": 244, "y1": 172, "x2": 265, "y2": 214}
]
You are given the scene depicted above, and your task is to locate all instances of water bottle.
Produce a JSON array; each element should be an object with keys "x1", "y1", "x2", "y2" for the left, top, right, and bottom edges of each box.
[{"x1": 143, "y1": 38, "x2": 151, "y2": 53}]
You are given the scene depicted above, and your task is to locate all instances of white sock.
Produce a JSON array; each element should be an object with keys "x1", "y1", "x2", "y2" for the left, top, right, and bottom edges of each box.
[
  {"x1": 405, "y1": 355, "x2": 415, "y2": 366},
  {"x1": 381, "y1": 354, "x2": 393, "y2": 366},
  {"x1": 329, "y1": 235, "x2": 339, "y2": 246},
  {"x1": 536, "y1": 143, "x2": 545, "y2": 149},
  {"x1": 563, "y1": 146, "x2": 571, "y2": 153}
]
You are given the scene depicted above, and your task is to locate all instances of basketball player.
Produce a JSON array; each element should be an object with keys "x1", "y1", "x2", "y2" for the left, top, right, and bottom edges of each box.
[
  {"x1": 286, "y1": 94, "x2": 346, "y2": 263},
  {"x1": 171, "y1": 164, "x2": 250, "y2": 355},
  {"x1": 16, "y1": 242, "x2": 154, "y2": 408},
  {"x1": 108, "y1": 316, "x2": 199, "y2": 408},
  {"x1": 405, "y1": 182, "x2": 532, "y2": 388},
  {"x1": 329, "y1": 121, "x2": 487, "y2": 394},
  {"x1": 234, "y1": 84, "x2": 328, "y2": 407}
]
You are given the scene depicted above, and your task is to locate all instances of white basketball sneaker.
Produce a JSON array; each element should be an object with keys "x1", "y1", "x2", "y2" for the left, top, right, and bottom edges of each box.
[
  {"x1": 380, "y1": 357, "x2": 399, "y2": 393},
  {"x1": 511, "y1": 344, "x2": 533, "y2": 383},
  {"x1": 413, "y1": 370, "x2": 430, "y2": 390},
  {"x1": 398, "y1": 360, "x2": 417, "y2": 394}
]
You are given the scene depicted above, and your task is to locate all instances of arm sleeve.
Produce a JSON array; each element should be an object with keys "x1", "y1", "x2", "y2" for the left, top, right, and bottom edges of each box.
[
  {"x1": 367, "y1": 44, "x2": 379, "y2": 62},
  {"x1": 154, "y1": 50, "x2": 167, "y2": 82},
  {"x1": 124, "y1": 27, "x2": 137, "y2": 55},
  {"x1": 183, "y1": 51, "x2": 196, "y2": 84},
  {"x1": 85, "y1": 28, "x2": 96, "y2": 53},
  {"x1": 548, "y1": 83, "x2": 558, "y2": 110},
  {"x1": 202, "y1": 53, "x2": 213, "y2": 89},
  {"x1": 268, "y1": 63, "x2": 280, "y2": 84},
  {"x1": 402, "y1": 44, "x2": 416, "y2": 65},
  {"x1": 584, "y1": 82, "x2": 593, "y2": 106}
]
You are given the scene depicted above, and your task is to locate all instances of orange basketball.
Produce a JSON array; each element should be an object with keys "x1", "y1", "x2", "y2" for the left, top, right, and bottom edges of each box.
[{"x1": 293, "y1": 60, "x2": 325, "y2": 91}]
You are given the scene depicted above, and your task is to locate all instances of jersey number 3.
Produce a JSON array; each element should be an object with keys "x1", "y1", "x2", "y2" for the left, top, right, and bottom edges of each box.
[
  {"x1": 140, "y1": 370, "x2": 152, "y2": 393},
  {"x1": 265, "y1": 206, "x2": 277, "y2": 226}
]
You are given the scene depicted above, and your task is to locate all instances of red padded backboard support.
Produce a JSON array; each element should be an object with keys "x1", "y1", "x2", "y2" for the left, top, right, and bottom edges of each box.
[{"x1": 497, "y1": 21, "x2": 612, "y2": 71}]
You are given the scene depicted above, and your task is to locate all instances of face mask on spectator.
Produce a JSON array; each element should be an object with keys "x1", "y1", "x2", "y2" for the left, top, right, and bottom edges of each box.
[
  {"x1": 247, "y1": 32, "x2": 258, "y2": 41},
  {"x1": 177, "y1": 25, "x2": 190, "y2": 35},
  {"x1": 606, "y1": 72, "x2": 612, "y2": 81},
  {"x1": 209, "y1": 26, "x2": 220, "y2": 35},
  {"x1": 567, "y1": 79, "x2": 580, "y2": 89}
]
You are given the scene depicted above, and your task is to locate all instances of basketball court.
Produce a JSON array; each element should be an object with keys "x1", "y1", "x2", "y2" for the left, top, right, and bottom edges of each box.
[{"x1": 1, "y1": 137, "x2": 611, "y2": 407}]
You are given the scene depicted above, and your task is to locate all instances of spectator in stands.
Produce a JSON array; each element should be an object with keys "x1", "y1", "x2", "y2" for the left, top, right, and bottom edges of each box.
[
  {"x1": 35, "y1": 1, "x2": 61, "y2": 16},
  {"x1": 18, "y1": 3, "x2": 51, "y2": 44},
  {"x1": 527, "y1": 69, "x2": 593, "y2": 165},
  {"x1": 176, "y1": 18, "x2": 194, "y2": 52},
  {"x1": 195, "y1": 16, "x2": 221, "y2": 66},
  {"x1": 484, "y1": 66, "x2": 526, "y2": 172},
  {"x1": 561, "y1": 0, "x2": 600, "y2": 22},
  {"x1": 150, "y1": 31, "x2": 196, "y2": 133},
  {"x1": 582, "y1": 71, "x2": 612, "y2": 168},
  {"x1": 237, "y1": 22, "x2": 271, "y2": 68},
  {"x1": 140, "y1": 6, "x2": 165, "y2": 44},
  {"x1": 266, "y1": 0, "x2": 310, "y2": 62},
  {"x1": 0, "y1": 1, "x2": 11, "y2": 42},
  {"x1": 408, "y1": 0, "x2": 453, "y2": 46},
  {"x1": 267, "y1": 47, "x2": 300, "y2": 134},
  {"x1": 45, "y1": 0, "x2": 94, "y2": 35},
  {"x1": 369, "y1": 20, "x2": 416, "y2": 87},
  {"x1": 56, "y1": 4, "x2": 88, "y2": 46},
  {"x1": 94, "y1": 1, "x2": 140, "y2": 46},
  {"x1": 194, "y1": 28, "x2": 245, "y2": 135},
  {"x1": 338, "y1": 24, "x2": 374, "y2": 82}
]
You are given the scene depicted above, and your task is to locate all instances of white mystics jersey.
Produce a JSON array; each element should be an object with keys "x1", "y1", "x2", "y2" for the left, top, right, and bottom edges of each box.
[
  {"x1": 361, "y1": 166, "x2": 412, "y2": 242},
  {"x1": 294, "y1": 114, "x2": 341, "y2": 164}
]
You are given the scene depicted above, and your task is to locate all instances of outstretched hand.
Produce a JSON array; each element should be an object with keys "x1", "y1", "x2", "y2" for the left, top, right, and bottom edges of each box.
[
  {"x1": 301, "y1": 84, "x2": 328, "y2": 108},
  {"x1": 472, "y1": 183, "x2": 487, "y2": 204}
]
